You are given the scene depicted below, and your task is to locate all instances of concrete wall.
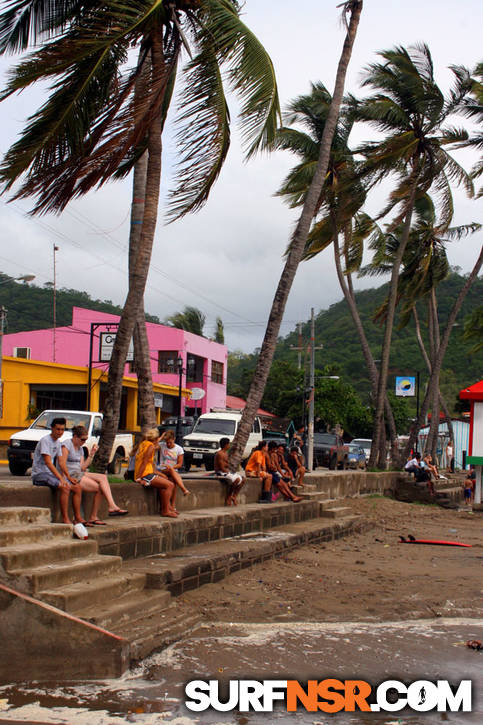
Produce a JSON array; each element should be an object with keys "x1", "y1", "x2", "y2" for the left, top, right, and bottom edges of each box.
[{"x1": 0, "y1": 582, "x2": 129, "y2": 682}]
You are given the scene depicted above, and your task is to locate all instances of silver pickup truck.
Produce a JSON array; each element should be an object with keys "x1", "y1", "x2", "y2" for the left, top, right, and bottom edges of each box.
[{"x1": 7, "y1": 409, "x2": 132, "y2": 476}]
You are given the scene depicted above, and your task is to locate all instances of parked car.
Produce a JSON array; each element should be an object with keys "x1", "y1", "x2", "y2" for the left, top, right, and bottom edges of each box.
[
  {"x1": 313, "y1": 432, "x2": 348, "y2": 470},
  {"x1": 350, "y1": 438, "x2": 372, "y2": 463},
  {"x1": 347, "y1": 443, "x2": 366, "y2": 469},
  {"x1": 182, "y1": 410, "x2": 263, "y2": 471},
  {"x1": 7, "y1": 409, "x2": 132, "y2": 476},
  {"x1": 262, "y1": 430, "x2": 289, "y2": 444},
  {"x1": 158, "y1": 416, "x2": 195, "y2": 440}
]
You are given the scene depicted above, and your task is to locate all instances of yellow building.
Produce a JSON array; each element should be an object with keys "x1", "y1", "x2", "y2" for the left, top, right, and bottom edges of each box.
[{"x1": 0, "y1": 356, "x2": 190, "y2": 443}]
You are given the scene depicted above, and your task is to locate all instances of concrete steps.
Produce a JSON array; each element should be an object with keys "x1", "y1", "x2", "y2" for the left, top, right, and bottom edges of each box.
[
  {"x1": 126, "y1": 606, "x2": 202, "y2": 661},
  {"x1": 73, "y1": 588, "x2": 172, "y2": 630},
  {"x1": 0, "y1": 506, "x2": 51, "y2": 526},
  {"x1": 40, "y1": 571, "x2": 147, "y2": 612},
  {"x1": 8, "y1": 553, "x2": 123, "y2": 593},
  {"x1": 0, "y1": 522, "x2": 72, "y2": 547}
]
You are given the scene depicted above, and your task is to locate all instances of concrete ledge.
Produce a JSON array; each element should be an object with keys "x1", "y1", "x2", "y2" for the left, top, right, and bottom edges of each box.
[
  {"x1": 0, "y1": 582, "x2": 129, "y2": 682},
  {"x1": 126, "y1": 516, "x2": 372, "y2": 596},
  {"x1": 88, "y1": 500, "x2": 323, "y2": 559},
  {"x1": 0, "y1": 472, "x2": 401, "y2": 521}
]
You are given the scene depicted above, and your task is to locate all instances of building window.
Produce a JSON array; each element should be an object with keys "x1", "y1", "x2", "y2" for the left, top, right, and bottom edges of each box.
[
  {"x1": 211, "y1": 360, "x2": 224, "y2": 385},
  {"x1": 158, "y1": 351, "x2": 177, "y2": 374},
  {"x1": 186, "y1": 354, "x2": 204, "y2": 383}
]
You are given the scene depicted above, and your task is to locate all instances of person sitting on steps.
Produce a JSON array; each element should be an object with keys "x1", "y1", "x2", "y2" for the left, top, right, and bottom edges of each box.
[
  {"x1": 245, "y1": 440, "x2": 272, "y2": 503},
  {"x1": 58, "y1": 425, "x2": 128, "y2": 525},
  {"x1": 287, "y1": 446, "x2": 307, "y2": 488},
  {"x1": 133, "y1": 429, "x2": 177, "y2": 518},
  {"x1": 214, "y1": 437, "x2": 245, "y2": 505},
  {"x1": 31, "y1": 417, "x2": 82, "y2": 525},
  {"x1": 266, "y1": 441, "x2": 302, "y2": 503},
  {"x1": 157, "y1": 430, "x2": 191, "y2": 506}
]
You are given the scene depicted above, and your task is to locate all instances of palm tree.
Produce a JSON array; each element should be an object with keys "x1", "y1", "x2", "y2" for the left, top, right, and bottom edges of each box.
[
  {"x1": 228, "y1": 0, "x2": 364, "y2": 470},
  {"x1": 272, "y1": 82, "x2": 400, "y2": 457},
  {"x1": 455, "y1": 62, "x2": 483, "y2": 197},
  {"x1": 0, "y1": 0, "x2": 280, "y2": 467},
  {"x1": 165, "y1": 306, "x2": 206, "y2": 336},
  {"x1": 354, "y1": 44, "x2": 474, "y2": 467},
  {"x1": 214, "y1": 316, "x2": 224, "y2": 344},
  {"x1": 363, "y1": 194, "x2": 481, "y2": 460}
]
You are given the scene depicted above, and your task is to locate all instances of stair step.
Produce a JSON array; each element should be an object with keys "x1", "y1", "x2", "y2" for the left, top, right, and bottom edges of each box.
[
  {"x1": 0, "y1": 507, "x2": 51, "y2": 527},
  {"x1": 126, "y1": 606, "x2": 202, "y2": 661},
  {"x1": 74, "y1": 588, "x2": 172, "y2": 630},
  {"x1": 40, "y1": 571, "x2": 147, "y2": 612},
  {"x1": 0, "y1": 538, "x2": 97, "y2": 572},
  {"x1": 319, "y1": 498, "x2": 341, "y2": 510},
  {"x1": 298, "y1": 491, "x2": 327, "y2": 501},
  {"x1": 9, "y1": 554, "x2": 122, "y2": 593},
  {"x1": 319, "y1": 506, "x2": 352, "y2": 519},
  {"x1": 0, "y1": 523, "x2": 72, "y2": 548}
]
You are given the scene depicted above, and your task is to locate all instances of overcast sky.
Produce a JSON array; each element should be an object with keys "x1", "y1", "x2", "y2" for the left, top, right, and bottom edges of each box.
[{"x1": 0, "y1": 0, "x2": 481, "y2": 352}]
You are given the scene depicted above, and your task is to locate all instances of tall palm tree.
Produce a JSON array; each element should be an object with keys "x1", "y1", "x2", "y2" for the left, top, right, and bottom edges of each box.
[
  {"x1": 354, "y1": 44, "x2": 474, "y2": 467},
  {"x1": 165, "y1": 306, "x2": 206, "y2": 336},
  {"x1": 228, "y1": 0, "x2": 364, "y2": 470},
  {"x1": 272, "y1": 82, "x2": 399, "y2": 457},
  {"x1": 455, "y1": 62, "x2": 483, "y2": 197},
  {"x1": 0, "y1": 0, "x2": 280, "y2": 467},
  {"x1": 362, "y1": 194, "x2": 481, "y2": 460}
]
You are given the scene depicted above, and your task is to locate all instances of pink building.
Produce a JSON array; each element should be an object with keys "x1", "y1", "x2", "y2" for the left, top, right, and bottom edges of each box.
[{"x1": 4, "y1": 307, "x2": 227, "y2": 424}]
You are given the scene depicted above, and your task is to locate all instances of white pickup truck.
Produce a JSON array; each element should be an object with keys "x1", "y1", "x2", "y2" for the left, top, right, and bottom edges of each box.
[
  {"x1": 7, "y1": 409, "x2": 132, "y2": 476},
  {"x1": 182, "y1": 410, "x2": 263, "y2": 471}
]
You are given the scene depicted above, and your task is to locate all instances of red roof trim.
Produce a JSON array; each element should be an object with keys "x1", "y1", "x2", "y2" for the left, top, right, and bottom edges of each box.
[{"x1": 459, "y1": 379, "x2": 483, "y2": 401}]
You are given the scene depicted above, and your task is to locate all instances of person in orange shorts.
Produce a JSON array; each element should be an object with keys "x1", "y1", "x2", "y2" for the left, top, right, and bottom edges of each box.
[{"x1": 245, "y1": 441, "x2": 272, "y2": 503}]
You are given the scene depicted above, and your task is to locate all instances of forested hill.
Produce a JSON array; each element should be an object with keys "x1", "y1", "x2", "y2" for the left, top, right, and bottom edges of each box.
[
  {"x1": 0, "y1": 274, "x2": 161, "y2": 332},
  {"x1": 228, "y1": 271, "x2": 483, "y2": 414}
]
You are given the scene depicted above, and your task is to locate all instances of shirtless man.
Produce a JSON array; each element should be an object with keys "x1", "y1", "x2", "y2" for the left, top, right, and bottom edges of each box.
[{"x1": 214, "y1": 438, "x2": 245, "y2": 506}]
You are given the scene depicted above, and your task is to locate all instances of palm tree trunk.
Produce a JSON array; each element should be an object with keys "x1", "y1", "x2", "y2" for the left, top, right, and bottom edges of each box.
[
  {"x1": 426, "y1": 291, "x2": 441, "y2": 460},
  {"x1": 130, "y1": 151, "x2": 157, "y2": 431},
  {"x1": 413, "y1": 307, "x2": 454, "y2": 446},
  {"x1": 369, "y1": 178, "x2": 419, "y2": 468},
  {"x1": 94, "y1": 36, "x2": 164, "y2": 470},
  {"x1": 228, "y1": 0, "x2": 363, "y2": 470},
  {"x1": 333, "y1": 225, "x2": 398, "y2": 457},
  {"x1": 405, "y1": 243, "x2": 483, "y2": 458}
]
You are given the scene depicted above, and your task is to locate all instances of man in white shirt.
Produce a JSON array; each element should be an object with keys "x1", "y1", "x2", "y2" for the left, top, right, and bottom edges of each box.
[{"x1": 32, "y1": 417, "x2": 82, "y2": 524}]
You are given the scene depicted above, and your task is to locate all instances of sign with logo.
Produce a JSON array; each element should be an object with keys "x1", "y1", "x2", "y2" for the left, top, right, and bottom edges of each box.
[
  {"x1": 395, "y1": 376, "x2": 416, "y2": 397},
  {"x1": 154, "y1": 393, "x2": 163, "y2": 408},
  {"x1": 99, "y1": 332, "x2": 134, "y2": 362}
]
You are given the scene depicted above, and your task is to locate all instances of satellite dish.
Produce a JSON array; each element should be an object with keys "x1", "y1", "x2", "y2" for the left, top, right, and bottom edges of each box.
[{"x1": 190, "y1": 387, "x2": 206, "y2": 401}]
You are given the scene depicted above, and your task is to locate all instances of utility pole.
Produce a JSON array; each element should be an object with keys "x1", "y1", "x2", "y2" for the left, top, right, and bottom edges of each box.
[
  {"x1": 290, "y1": 322, "x2": 304, "y2": 369},
  {"x1": 0, "y1": 306, "x2": 6, "y2": 419},
  {"x1": 306, "y1": 308, "x2": 324, "y2": 472}
]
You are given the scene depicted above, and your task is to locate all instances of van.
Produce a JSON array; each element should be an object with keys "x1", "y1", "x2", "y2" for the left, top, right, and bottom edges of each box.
[{"x1": 182, "y1": 411, "x2": 262, "y2": 471}]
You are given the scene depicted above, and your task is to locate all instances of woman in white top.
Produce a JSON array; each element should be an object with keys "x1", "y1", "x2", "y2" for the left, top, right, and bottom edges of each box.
[
  {"x1": 158, "y1": 430, "x2": 190, "y2": 511},
  {"x1": 58, "y1": 425, "x2": 128, "y2": 525}
]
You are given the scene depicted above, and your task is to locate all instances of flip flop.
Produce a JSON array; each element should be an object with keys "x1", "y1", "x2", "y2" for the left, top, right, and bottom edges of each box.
[
  {"x1": 88, "y1": 519, "x2": 107, "y2": 526},
  {"x1": 75, "y1": 520, "x2": 93, "y2": 527},
  {"x1": 108, "y1": 509, "x2": 129, "y2": 517}
]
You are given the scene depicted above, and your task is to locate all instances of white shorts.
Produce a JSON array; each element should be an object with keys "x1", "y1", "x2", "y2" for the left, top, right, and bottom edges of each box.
[{"x1": 217, "y1": 471, "x2": 243, "y2": 485}]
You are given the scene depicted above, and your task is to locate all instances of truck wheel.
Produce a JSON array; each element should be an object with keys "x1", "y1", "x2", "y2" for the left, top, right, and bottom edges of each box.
[
  {"x1": 205, "y1": 457, "x2": 215, "y2": 471},
  {"x1": 108, "y1": 452, "x2": 123, "y2": 475},
  {"x1": 329, "y1": 455, "x2": 337, "y2": 471},
  {"x1": 183, "y1": 460, "x2": 191, "y2": 473},
  {"x1": 9, "y1": 461, "x2": 29, "y2": 476}
]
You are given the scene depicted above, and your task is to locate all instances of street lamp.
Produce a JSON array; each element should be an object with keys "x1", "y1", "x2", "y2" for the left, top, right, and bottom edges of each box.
[{"x1": 0, "y1": 274, "x2": 36, "y2": 418}]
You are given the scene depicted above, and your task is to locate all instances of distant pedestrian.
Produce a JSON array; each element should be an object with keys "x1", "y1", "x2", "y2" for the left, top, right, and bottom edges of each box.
[{"x1": 446, "y1": 440, "x2": 455, "y2": 473}]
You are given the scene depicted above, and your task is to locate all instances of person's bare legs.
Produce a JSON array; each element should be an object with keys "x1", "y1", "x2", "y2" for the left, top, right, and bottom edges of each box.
[
  {"x1": 65, "y1": 482, "x2": 84, "y2": 523},
  {"x1": 149, "y1": 476, "x2": 176, "y2": 516},
  {"x1": 161, "y1": 466, "x2": 190, "y2": 495},
  {"x1": 81, "y1": 472, "x2": 126, "y2": 519},
  {"x1": 232, "y1": 476, "x2": 245, "y2": 505},
  {"x1": 297, "y1": 466, "x2": 306, "y2": 486},
  {"x1": 277, "y1": 480, "x2": 302, "y2": 502}
]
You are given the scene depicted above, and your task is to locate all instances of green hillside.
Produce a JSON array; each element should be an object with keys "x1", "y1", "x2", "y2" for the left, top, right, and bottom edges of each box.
[
  {"x1": 229, "y1": 271, "x2": 483, "y2": 419},
  {"x1": 0, "y1": 273, "x2": 161, "y2": 332}
]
